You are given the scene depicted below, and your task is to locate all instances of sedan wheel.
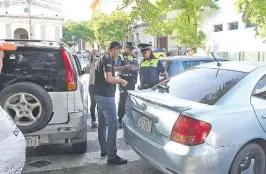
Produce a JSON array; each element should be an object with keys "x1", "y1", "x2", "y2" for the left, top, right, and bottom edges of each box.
[{"x1": 230, "y1": 143, "x2": 266, "y2": 174}]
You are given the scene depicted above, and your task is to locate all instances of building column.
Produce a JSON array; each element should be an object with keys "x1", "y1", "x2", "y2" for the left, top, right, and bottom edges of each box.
[{"x1": 6, "y1": 23, "x2": 11, "y2": 39}]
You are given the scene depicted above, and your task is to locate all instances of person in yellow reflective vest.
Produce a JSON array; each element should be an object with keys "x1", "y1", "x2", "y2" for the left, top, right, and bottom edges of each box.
[
  {"x1": 115, "y1": 42, "x2": 139, "y2": 128},
  {"x1": 138, "y1": 43, "x2": 169, "y2": 90}
]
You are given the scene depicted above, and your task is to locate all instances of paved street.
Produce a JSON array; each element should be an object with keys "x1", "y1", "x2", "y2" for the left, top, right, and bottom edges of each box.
[
  {"x1": 22, "y1": 59, "x2": 161, "y2": 174},
  {"x1": 23, "y1": 121, "x2": 161, "y2": 174}
]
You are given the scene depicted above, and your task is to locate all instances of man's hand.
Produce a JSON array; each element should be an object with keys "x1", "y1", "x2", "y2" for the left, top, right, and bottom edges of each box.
[
  {"x1": 120, "y1": 79, "x2": 128, "y2": 87},
  {"x1": 0, "y1": 50, "x2": 4, "y2": 72}
]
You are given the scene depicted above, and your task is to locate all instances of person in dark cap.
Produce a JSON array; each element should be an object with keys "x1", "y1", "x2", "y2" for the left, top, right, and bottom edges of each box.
[
  {"x1": 115, "y1": 42, "x2": 139, "y2": 128},
  {"x1": 138, "y1": 43, "x2": 169, "y2": 89}
]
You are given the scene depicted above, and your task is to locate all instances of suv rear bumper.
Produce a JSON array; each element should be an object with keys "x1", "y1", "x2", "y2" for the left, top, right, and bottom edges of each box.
[{"x1": 25, "y1": 111, "x2": 88, "y2": 145}]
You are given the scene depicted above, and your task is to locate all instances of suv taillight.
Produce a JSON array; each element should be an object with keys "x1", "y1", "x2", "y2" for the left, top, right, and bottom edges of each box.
[
  {"x1": 170, "y1": 114, "x2": 211, "y2": 145},
  {"x1": 60, "y1": 48, "x2": 77, "y2": 91}
]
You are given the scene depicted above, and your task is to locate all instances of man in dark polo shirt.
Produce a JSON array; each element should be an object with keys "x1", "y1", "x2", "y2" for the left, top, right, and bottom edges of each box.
[{"x1": 94, "y1": 41, "x2": 128, "y2": 165}]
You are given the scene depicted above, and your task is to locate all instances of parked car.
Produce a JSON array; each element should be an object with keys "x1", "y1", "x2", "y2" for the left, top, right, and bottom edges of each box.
[
  {"x1": 81, "y1": 50, "x2": 90, "y2": 59},
  {"x1": 123, "y1": 61, "x2": 266, "y2": 174},
  {"x1": 0, "y1": 39, "x2": 89, "y2": 153},
  {"x1": 160, "y1": 56, "x2": 228, "y2": 78},
  {"x1": 153, "y1": 48, "x2": 167, "y2": 58}
]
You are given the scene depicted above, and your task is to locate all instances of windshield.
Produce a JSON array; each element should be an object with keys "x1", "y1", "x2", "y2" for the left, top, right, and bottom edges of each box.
[{"x1": 154, "y1": 67, "x2": 247, "y2": 105}]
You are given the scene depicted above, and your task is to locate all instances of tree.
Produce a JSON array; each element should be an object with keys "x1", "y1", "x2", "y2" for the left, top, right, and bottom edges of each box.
[
  {"x1": 62, "y1": 21, "x2": 95, "y2": 46},
  {"x1": 235, "y1": 0, "x2": 266, "y2": 39},
  {"x1": 92, "y1": 10, "x2": 133, "y2": 48},
  {"x1": 121, "y1": 0, "x2": 218, "y2": 48}
]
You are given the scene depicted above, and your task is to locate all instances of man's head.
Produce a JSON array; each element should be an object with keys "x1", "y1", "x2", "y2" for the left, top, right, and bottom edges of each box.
[
  {"x1": 0, "y1": 50, "x2": 4, "y2": 73},
  {"x1": 138, "y1": 43, "x2": 152, "y2": 59},
  {"x1": 108, "y1": 41, "x2": 122, "y2": 58},
  {"x1": 125, "y1": 42, "x2": 135, "y2": 55}
]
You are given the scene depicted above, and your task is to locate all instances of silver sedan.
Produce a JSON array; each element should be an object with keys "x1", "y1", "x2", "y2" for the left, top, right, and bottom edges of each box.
[{"x1": 123, "y1": 61, "x2": 266, "y2": 174}]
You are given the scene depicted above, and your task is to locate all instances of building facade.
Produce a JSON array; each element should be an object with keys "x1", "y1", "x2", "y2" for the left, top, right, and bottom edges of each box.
[
  {"x1": 199, "y1": 0, "x2": 266, "y2": 61},
  {"x1": 0, "y1": 0, "x2": 63, "y2": 41}
]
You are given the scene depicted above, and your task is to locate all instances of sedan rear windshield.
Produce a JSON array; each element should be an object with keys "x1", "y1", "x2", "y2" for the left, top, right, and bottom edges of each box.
[{"x1": 154, "y1": 68, "x2": 247, "y2": 105}]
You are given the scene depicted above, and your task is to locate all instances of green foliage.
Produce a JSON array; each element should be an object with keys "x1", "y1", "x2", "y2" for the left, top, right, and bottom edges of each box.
[
  {"x1": 62, "y1": 21, "x2": 95, "y2": 45},
  {"x1": 235, "y1": 0, "x2": 266, "y2": 39},
  {"x1": 92, "y1": 10, "x2": 133, "y2": 47},
  {"x1": 122, "y1": 0, "x2": 217, "y2": 47}
]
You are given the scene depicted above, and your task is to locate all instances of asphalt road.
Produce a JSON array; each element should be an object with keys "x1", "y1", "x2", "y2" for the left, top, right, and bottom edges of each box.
[{"x1": 22, "y1": 59, "x2": 162, "y2": 174}]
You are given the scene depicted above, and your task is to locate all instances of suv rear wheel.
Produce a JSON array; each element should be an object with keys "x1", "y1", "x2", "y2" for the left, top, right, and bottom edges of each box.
[{"x1": 0, "y1": 82, "x2": 53, "y2": 134}]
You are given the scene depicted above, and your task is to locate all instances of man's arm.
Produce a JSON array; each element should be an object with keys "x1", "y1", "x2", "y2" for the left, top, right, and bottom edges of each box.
[
  {"x1": 104, "y1": 57, "x2": 127, "y2": 85},
  {"x1": 158, "y1": 60, "x2": 169, "y2": 80}
]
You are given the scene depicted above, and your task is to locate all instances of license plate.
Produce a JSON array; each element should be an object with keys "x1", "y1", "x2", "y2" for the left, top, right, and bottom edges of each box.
[
  {"x1": 138, "y1": 116, "x2": 152, "y2": 132},
  {"x1": 26, "y1": 136, "x2": 39, "y2": 147}
]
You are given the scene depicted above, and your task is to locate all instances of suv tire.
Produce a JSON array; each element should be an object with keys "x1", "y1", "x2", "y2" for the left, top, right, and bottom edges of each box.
[{"x1": 0, "y1": 82, "x2": 53, "y2": 134}]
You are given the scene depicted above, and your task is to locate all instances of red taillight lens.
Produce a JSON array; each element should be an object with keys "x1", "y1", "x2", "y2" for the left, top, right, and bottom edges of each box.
[
  {"x1": 60, "y1": 48, "x2": 77, "y2": 91},
  {"x1": 170, "y1": 114, "x2": 211, "y2": 145}
]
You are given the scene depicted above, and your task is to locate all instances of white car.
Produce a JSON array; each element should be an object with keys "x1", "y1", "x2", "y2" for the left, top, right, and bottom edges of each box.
[
  {"x1": 0, "y1": 106, "x2": 25, "y2": 173},
  {"x1": 0, "y1": 39, "x2": 89, "y2": 153}
]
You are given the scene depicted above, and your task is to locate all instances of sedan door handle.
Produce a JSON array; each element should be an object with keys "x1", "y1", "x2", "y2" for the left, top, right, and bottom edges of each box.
[{"x1": 262, "y1": 115, "x2": 266, "y2": 119}]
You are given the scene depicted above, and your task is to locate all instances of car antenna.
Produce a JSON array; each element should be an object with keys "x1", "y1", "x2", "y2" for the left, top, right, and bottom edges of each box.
[{"x1": 211, "y1": 52, "x2": 221, "y2": 67}]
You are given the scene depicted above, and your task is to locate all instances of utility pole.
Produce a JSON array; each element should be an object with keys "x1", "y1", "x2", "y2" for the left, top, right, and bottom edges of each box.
[{"x1": 27, "y1": 0, "x2": 32, "y2": 39}]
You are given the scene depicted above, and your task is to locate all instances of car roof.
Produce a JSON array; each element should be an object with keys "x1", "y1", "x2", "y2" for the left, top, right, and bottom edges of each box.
[
  {"x1": 197, "y1": 61, "x2": 266, "y2": 73},
  {"x1": 160, "y1": 56, "x2": 226, "y2": 61}
]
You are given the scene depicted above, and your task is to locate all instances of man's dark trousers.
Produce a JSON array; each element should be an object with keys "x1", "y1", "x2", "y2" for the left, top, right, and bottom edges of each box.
[{"x1": 118, "y1": 81, "x2": 135, "y2": 123}]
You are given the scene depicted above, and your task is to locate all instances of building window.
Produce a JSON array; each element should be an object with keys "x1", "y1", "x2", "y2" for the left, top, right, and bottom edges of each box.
[
  {"x1": 245, "y1": 20, "x2": 255, "y2": 28},
  {"x1": 214, "y1": 24, "x2": 223, "y2": 32},
  {"x1": 136, "y1": 33, "x2": 140, "y2": 44},
  {"x1": 41, "y1": 26, "x2": 46, "y2": 40},
  {"x1": 229, "y1": 22, "x2": 238, "y2": 30}
]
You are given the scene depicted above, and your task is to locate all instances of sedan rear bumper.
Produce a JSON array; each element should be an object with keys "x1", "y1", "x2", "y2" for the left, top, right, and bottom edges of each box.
[{"x1": 123, "y1": 116, "x2": 240, "y2": 174}]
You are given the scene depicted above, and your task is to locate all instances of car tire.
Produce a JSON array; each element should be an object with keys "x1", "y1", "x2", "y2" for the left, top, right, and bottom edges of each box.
[
  {"x1": 72, "y1": 131, "x2": 87, "y2": 154},
  {"x1": 0, "y1": 82, "x2": 53, "y2": 134},
  {"x1": 229, "y1": 143, "x2": 266, "y2": 174}
]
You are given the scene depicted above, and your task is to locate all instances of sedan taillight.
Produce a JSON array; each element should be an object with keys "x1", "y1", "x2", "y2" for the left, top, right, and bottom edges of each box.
[{"x1": 170, "y1": 114, "x2": 211, "y2": 146}]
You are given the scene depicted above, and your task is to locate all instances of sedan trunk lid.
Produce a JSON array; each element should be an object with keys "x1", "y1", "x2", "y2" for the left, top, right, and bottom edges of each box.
[{"x1": 126, "y1": 90, "x2": 209, "y2": 146}]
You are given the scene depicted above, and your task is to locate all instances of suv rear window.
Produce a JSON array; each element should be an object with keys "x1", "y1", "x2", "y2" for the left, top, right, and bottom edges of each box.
[
  {"x1": 2, "y1": 47, "x2": 65, "y2": 73},
  {"x1": 156, "y1": 68, "x2": 247, "y2": 105}
]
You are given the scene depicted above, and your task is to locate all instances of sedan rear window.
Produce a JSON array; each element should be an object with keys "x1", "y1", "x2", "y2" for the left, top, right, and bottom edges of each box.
[{"x1": 155, "y1": 68, "x2": 247, "y2": 105}]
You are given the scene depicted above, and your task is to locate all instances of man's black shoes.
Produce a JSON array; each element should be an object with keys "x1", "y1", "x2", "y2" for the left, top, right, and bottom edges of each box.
[{"x1": 107, "y1": 155, "x2": 128, "y2": 165}]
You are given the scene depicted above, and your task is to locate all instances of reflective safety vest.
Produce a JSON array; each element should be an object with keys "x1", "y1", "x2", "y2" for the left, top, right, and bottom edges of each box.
[
  {"x1": 119, "y1": 53, "x2": 133, "y2": 61},
  {"x1": 139, "y1": 58, "x2": 160, "y2": 89},
  {"x1": 140, "y1": 58, "x2": 159, "y2": 68}
]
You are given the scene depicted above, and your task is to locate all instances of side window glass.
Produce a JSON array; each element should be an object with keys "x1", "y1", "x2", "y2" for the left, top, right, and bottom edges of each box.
[
  {"x1": 253, "y1": 75, "x2": 266, "y2": 99},
  {"x1": 73, "y1": 55, "x2": 83, "y2": 76}
]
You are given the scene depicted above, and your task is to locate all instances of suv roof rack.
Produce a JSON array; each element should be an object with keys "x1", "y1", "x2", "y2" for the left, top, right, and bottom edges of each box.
[{"x1": 1, "y1": 39, "x2": 68, "y2": 48}]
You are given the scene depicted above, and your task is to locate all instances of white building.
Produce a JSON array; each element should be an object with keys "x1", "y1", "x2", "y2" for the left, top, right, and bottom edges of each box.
[
  {"x1": 199, "y1": 0, "x2": 266, "y2": 61},
  {"x1": 0, "y1": 0, "x2": 63, "y2": 41}
]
